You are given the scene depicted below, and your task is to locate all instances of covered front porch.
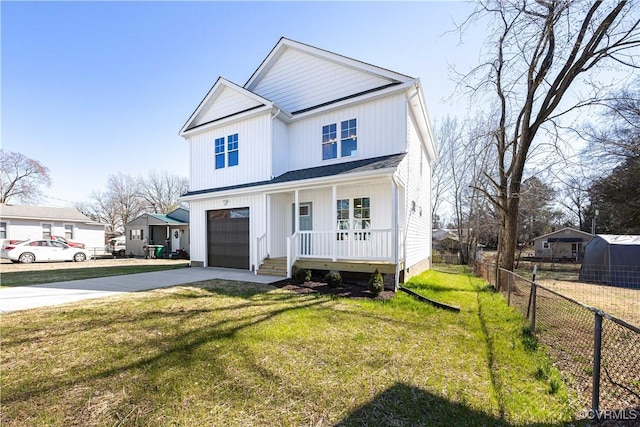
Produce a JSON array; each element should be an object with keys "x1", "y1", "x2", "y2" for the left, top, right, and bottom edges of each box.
[{"x1": 254, "y1": 175, "x2": 405, "y2": 278}]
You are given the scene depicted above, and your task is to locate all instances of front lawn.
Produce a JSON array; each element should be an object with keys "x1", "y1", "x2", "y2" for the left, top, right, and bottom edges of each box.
[{"x1": 0, "y1": 269, "x2": 578, "y2": 426}]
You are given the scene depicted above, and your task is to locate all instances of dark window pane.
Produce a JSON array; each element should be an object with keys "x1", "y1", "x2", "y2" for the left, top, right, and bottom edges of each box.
[
  {"x1": 341, "y1": 138, "x2": 357, "y2": 157},
  {"x1": 228, "y1": 150, "x2": 238, "y2": 167},
  {"x1": 323, "y1": 142, "x2": 337, "y2": 160},
  {"x1": 215, "y1": 153, "x2": 225, "y2": 169}
]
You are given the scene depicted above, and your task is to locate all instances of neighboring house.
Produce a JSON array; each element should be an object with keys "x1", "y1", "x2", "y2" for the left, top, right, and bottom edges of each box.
[
  {"x1": 124, "y1": 208, "x2": 189, "y2": 257},
  {"x1": 432, "y1": 228, "x2": 460, "y2": 252},
  {"x1": 579, "y1": 234, "x2": 640, "y2": 288},
  {"x1": 0, "y1": 204, "x2": 105, "y2": 251},
  {"x1": 179, "y1": 38, "x2": 437, "y2": 287},
  {"x1": 533, "y1": 227, "x2": 594, "y2": 261}
]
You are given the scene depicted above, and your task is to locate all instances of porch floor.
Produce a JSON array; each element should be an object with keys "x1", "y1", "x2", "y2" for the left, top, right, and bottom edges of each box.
[{"x1": 294, "y1": 258, "x2": 396, "y2": 274}]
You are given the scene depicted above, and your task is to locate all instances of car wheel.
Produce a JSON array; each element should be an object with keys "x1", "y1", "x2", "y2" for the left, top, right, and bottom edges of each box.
[
  {"x1": 73, "y1": 252, "x2": 87, "y2": 262},
  {"x1": 18, "y1": 252, "x2": 35, "y2": 264},
  {"x1": 118, "y1": 249, "x2": 126, "y2": 257}
]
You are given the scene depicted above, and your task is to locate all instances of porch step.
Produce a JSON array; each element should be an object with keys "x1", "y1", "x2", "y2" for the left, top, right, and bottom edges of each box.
[{"x1": 256, "y1": 257, "x2": 287, "y2": 277}]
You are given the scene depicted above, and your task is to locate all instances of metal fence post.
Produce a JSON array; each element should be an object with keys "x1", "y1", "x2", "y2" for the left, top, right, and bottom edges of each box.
[
  {"x1": 530, "y1": 282, "x2": 537, "y2": 334},
  {"x1": 592, "y1": 310, "x2": 603, "y2": 419},
  {"x1": 507, "y1": 271, "x2": 512, "y2": 306}
]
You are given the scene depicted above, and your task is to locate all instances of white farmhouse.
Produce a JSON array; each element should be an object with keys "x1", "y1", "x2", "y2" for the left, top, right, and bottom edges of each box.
[{"x1": 179, "y1": 38, "x2": 437, "y2": 287}]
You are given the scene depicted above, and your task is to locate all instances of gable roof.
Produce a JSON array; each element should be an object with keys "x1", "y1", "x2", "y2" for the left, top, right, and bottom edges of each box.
[
  {"x1": 180, "y1": 78, "x2": 276, "y2": 135},
  {"x1": 244, "y1": 38, "x2": 414, "y2": 115},
  {"x1": 182, "y1": 153, "x2": 406, "y2": 199},
  {"x1": 533, "y1": 227, "x2": 594, "y2": 241},
  {"x1": 0, "y1": 204, "x2": 102, "y2": 225}
]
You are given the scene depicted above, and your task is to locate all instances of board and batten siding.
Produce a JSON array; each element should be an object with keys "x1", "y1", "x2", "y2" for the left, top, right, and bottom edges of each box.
[
  {"x1": 249, "y1": 48, "x2": 396, "y2": 114},
  {"x1": 188, "y1": 194, "x2": 265, "y2": 269},
  {"x1": 188, "y1": 113, "x2": 272, "y2": 191},
  {"x1": 402, "y1": 114, "x2": 432, "y2": 274},
  {"x1": 190, "y1": 86, "x2": 264, "y2": 129},
  {"x1": 286, "y1": 93, "x2": 408, "y2": 171},
  {"x1": 272, "y1": 117, "x2": 289, "y2": 178}
]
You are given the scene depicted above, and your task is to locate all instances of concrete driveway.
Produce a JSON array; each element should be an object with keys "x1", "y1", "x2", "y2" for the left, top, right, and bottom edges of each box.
[{"x1": 0, "y1": 267, "x2": 284, "y2": 313}]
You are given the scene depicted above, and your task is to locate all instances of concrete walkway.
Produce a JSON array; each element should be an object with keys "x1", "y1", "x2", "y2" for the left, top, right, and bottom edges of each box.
[{"x1": 0, "y1": 267, "x2": 284, "y2": 313}]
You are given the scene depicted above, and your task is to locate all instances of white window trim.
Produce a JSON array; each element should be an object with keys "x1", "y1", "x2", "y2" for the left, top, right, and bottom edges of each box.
[
  {"x1": 322, "y1": 117, "x2": 358, "y2": 161},
  {"x1": 337, "y1": 196, "x2": 371, "y2": 230},
  {"x1": 64, "y1": 223, "x2": 75, "y2": 240},
  {"x1": 0, "y1": 220, "x2": 8, "y2": 240},
  {"x1": 42, "y1": 222, "x2": 53, "y2": 239}
]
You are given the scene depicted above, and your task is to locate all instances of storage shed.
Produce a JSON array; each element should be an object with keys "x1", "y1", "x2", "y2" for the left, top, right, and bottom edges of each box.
[{"x1": 579, "y1": 235, "x2": 640, "y2": 288}]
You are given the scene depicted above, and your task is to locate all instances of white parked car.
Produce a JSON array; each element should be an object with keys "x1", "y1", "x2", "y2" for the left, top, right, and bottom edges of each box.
[{"x1": 1, "y1": 239, "x2": 90, "y2": 264}]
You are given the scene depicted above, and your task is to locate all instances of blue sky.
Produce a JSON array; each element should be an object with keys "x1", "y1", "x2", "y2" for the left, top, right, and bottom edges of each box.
[{"x1": 2, "y1": 1, "x2": 478, "y2": 207}]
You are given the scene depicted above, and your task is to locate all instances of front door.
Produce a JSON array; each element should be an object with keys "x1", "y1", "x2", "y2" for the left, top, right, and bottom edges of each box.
[
  {"x1": 171, "y1": 229, "x2": 180, "y2": 252},
  {"x1": 292, "y1": 202, "x2": 312, "y2": 255}
]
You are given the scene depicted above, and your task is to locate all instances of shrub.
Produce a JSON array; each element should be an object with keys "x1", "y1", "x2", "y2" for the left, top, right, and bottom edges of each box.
[
  {"x1": 368, "y1": 269, "x2": 384, "y2": 296},
  {"x1": 293, "y1": 268, "x2": 312, "y2": 284},
  {"x1": 324, "y1": 271, "x2": 342, "y2": 287}
]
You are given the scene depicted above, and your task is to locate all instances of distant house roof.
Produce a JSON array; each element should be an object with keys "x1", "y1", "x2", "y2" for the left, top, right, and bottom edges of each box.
[
  {"x1": 597, "y1": 234, "x2": 640, "y2": 245},
  {"x1": 183, "y1": 153, "x2": 406, "y2": 198},
  {"x1": 0, "y1": 204, "x2": 103, "y2": 225},
  {"x1": 166, "y1": 207, "x2": 189, "y2": 223},
  {"x1": 533, "y1": 227, "x2": 593, "y2": 242},
  {"x1": 127, "y1": 208, "x2": 190, "y2": 227}
]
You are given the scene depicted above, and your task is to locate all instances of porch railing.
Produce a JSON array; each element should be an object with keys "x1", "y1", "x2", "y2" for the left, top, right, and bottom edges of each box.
[
  {"x1": 255, "y1": 232, "x2": 267, "y2": 275},
  {"x1": 293, "y1": 229, "x2": 393, "y2": 261}
]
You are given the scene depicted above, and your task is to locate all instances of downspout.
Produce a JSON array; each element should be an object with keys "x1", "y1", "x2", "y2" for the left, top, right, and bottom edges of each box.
[{"x1": 391, "y1": 172, "x2": 401, "y2": 291}]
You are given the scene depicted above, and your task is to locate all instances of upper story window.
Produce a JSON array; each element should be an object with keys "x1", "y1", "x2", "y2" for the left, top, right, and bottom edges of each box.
[
  {"x1": 215, "y1": 137, "x2": 225, "y2": 169},
  {"x1": 322, "y1": 119, "x2": 357, "y2": 160},
  {"x1": 227, "y1": 134, "x2": 239, "y2": 167},
  {"x1": 215, "y1": 134, "x2": 239, "y2": 169},
  {"x1": 322, "y1": 124, "x2": 337, "y2": 160},
  {"x1": 340, "y1": 119, "x2": 357, "y2": 157}
]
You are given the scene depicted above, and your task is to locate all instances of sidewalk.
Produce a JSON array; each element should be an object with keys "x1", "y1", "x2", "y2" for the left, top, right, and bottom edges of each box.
[{"x1": 0, "y1": 267, "x2": 284, "y2": 313}]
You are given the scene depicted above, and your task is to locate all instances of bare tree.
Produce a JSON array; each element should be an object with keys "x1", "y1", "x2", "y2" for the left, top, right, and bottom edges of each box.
[
  {"x1": 0, "y1": 150, "x2": 51, "y2": 204},
  {"x1": 139, "y1": 170, "x2": 188, "y2": 214},
  {"x1": 459, "y1": 0, "x2": 640, "y2": 285},
  {"x1": 431, "y1": 117, "x2": 458, "y2": 228},
  {"x1": 437, "y1": 114, "x2": 497, "y2": 264},
  {"x1": 558, "y1": 173, "x2": 589, "y2": 230},
  {"x1": 583, "y1": 77, "x2": 640, "y2": 165}
]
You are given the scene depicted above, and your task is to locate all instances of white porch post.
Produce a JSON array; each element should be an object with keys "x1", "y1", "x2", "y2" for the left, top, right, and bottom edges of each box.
[
  {"x1": 332, "y1": 184, "x2": 337, "y2": 261},
  {"x1": 294, "y1": 189, "x2": 300, "y2": 234},
  {"x1": 264, "y1": 192, "x2": 269, "y2": 256},
  {"x1": 391, "y1": 179, "x2": 398, "y2": 263}
]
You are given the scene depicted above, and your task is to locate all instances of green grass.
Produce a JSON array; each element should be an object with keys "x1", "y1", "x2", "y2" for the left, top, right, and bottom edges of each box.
[
  {"x1": 0, "y1": 262, "x2": 190, "y2": 287},
  {"x1": 0, "y1": 269, "x2": 580, "y2": 426}
]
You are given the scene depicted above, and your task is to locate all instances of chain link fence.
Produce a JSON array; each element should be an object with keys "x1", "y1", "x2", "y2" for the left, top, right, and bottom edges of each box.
[{"x1": 476, "y1": 261, "x2": 640, "y2": 422}]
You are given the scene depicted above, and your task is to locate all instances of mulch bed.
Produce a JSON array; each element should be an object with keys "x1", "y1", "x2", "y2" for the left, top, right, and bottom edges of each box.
[{"x1": 274, "y1": 279, "x2": 395, "y2": 300}]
